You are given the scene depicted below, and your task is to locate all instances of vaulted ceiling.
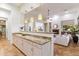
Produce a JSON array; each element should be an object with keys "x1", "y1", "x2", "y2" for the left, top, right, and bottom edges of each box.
[
  {"x1": 0, "y1": 3, "x2": 79, "y2": 19},
  {"x1": 9, "y1": 3, "x2": 41, "y2": 14},
  {"x1": 24, "y1": 3, "x2": 79, "y2": 19}
]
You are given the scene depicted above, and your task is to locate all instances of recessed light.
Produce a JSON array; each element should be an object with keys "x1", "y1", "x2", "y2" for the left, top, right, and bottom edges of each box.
[{"x1": 53, "y1": 15, "x2": 59, "y2": 19}]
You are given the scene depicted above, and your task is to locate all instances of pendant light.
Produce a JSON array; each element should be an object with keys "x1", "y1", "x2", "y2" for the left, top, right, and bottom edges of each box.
[{"x1": 38, "y1": 14, "x2": 43, "y2": 21}]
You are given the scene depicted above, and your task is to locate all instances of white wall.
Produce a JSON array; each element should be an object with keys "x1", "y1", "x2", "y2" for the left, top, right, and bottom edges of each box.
[
  {"x1": 8, "y1": 4, "x2": 24, "y2": 43},
  {"x1": 51, "y1": 8, "x2": 79, "y2": 29},
  {"x1": 0, "y1": 5, "x2": 11, "y2": 41},
  {"x1": 0, "y1": 4, "x2": 24, "y2": 43},
  {"x1": 0, "y1": 6, "x2": 10, "y2": 18},
  {"x1": 11, "y1": 9, "x2": 24, "y2": 33},
  {"x1": 51, "y1": 15, "x2": 61, "y2": 35},
  {"x1": 61, "y1": 7, "x2": 79, "y2": 25},
  {"x1": 51, "y1": 10, "x2": 78, "y2": 35}
]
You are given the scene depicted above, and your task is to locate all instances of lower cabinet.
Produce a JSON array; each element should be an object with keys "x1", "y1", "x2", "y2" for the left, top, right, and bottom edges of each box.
[
  {"x1": 22, "y1": 39, "x2": 33, "y2": 56},
  {"x1": 13, "y1": 35, "x2": 23, "y2": 51},
  {"x1": 32, "y1": 46, "x2": 41, "y2": 56},
  {"x1": 13, "y1": 35, "x2": 51, "y2": 56},
  {"x1": 22, "y1": 39, "x2": 42, "y2": 56}
]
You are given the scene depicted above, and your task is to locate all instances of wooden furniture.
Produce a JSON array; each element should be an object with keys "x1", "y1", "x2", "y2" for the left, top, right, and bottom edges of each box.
[{"x1": 13, "y1": 32, "x2": 52, "y2": 56}]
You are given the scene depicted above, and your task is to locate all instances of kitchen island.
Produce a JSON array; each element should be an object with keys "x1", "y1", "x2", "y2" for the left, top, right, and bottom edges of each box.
[{"x1": 13, "y1": 31, "x2": 53, "y2": 56}]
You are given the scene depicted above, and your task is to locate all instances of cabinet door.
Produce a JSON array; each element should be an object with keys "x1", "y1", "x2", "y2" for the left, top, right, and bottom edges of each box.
[
  {"x1": 32, "y1": 46, "x2": 41, "y2": 56},
  {"x1": 13, "y1": 36, "x2": 18, "y2": 46},
  {"x1": 22, "y1": 39, "x2": 33, "y2": 56},
  {"x1": 13, "y1": 35, "x2": 23, "y2": 51},
  {"x1": 17, "y1": 37, "x2": 23, "y2": 51}
]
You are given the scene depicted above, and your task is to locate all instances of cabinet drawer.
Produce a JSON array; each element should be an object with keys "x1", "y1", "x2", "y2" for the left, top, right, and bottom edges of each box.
[
  {"x1": 32, "y1": 46, "x2": 41, "y2": 56},
  {"x1": 13, "y1": 36, "x2": 23, "y2": 50},
  {"x1": 23, "y1": 39, "x2": 33, "y2": 45},
  {"x1": 23, "y1": 40, "x2": 33, "y2": 56},
  {"x1": 13, "y1": 37, "x2": 18, "y2": 46}
]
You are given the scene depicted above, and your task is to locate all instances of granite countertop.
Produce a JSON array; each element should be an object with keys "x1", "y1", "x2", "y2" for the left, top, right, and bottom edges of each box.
[
  {"x1": 13, "y1": 32, "x2": 51, "y2": 45},
  {"x1": 13, "y1": 31, "x2": 53, "y2": 38}
]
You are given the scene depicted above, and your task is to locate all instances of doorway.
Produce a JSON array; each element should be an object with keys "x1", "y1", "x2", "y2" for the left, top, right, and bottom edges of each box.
[{"x1": 0, "y1": 20, "x2": 6, "y2": 39}]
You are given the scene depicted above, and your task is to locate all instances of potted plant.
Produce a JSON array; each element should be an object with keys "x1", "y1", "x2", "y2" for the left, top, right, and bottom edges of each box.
[
  {"x1": 63, "y1": 25, "x2": 79, "y2": 33},
  {"x1": 63, "y1": 25, "x2": 79, "y2": 44},
  {"x1": 68, "y1": 25, "x2": 79, "y2": 44}
]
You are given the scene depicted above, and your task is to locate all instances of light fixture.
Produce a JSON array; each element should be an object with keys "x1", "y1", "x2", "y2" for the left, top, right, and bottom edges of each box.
[
  {"x1": 30, "y1": 17, "x2": 34, "y2": 22},
  {"x1": 38, "y1": 14, "x2": 43, "y2": 20},
  {"x1": 53, "y1": 24, "x2": 58, "y2": 29},
  {"x1": 53, "y1": 15, "x2": 59, "y2": 20},
  {"x1": 25, "y1": 20, "x2": 28, "y2": 23}
]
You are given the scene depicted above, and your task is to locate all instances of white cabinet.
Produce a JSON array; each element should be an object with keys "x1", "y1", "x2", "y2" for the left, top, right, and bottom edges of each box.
[
  {"x1": 32, "y1": 46, "x2": 41, "y2": 56},
  {"x1": 41, "y1": 42, "x2": 51, "y2": 56},
  {"x1": 13, "y1": 34, "x2": 51, "y2": 56},
  {"x1": 17, "y1": 37, "x2": 23, "y2": 51},
  {"x1": 13, "y1": 36, "x2": 18, "y2": 46},
  {"x1": 22, "y1": 39, "x2": 33, "y2": 56},
  {"x1": 13, "y1": 35, "x2": 23, "y2": 51}
]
